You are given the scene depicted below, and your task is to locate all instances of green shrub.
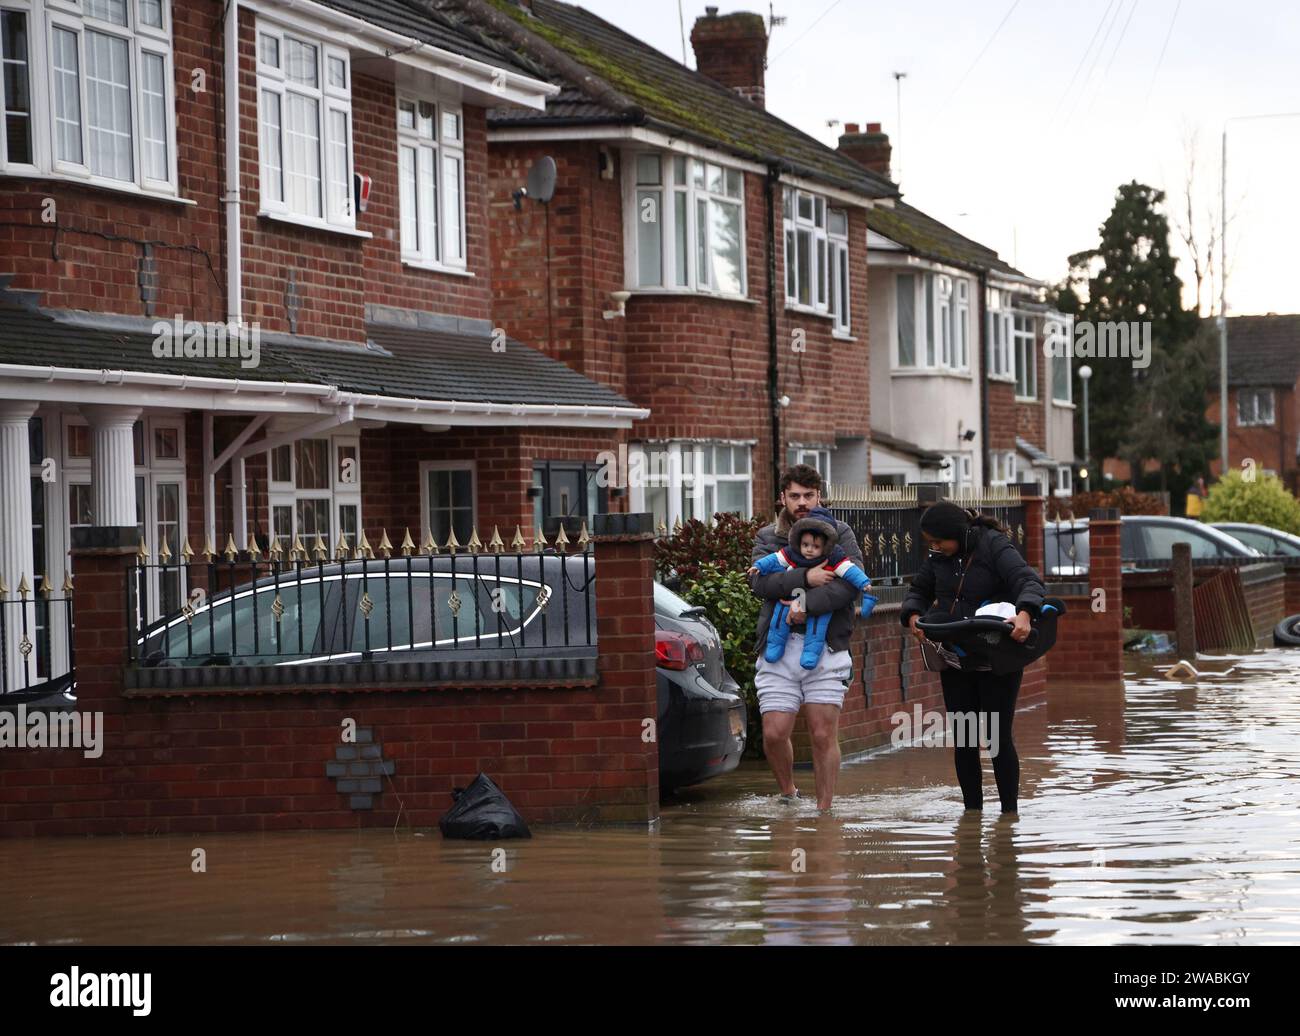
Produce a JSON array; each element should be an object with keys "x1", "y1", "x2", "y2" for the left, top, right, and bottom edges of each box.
[
  {"x1": 677, "y1": 562, "x2": 763, "y2": 755},
  {"x1": 1202, "y1": 470, "x2": 1300, "y2": 534}
]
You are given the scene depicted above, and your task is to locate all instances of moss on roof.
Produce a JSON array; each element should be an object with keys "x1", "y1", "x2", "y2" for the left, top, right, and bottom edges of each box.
[{"x1": 868, "y1": 201, "x2": 1023, "y2": 276}]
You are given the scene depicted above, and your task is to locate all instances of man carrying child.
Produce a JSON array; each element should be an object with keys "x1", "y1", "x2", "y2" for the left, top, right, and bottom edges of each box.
[{"x1": 748, "y1": 465, "x2": 867, "y2": 811}]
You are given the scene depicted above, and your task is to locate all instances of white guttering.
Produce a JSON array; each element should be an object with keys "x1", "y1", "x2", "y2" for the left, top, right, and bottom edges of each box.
[
  {"x1": 223, "y1": 0, "x2": 242, "y2": 328},
  {"x1": 0, "y1": 364, "x2": 650, "y2": 426},
  {"x1": 245, "y1": 0, "x2": 558, "y2": 109}
]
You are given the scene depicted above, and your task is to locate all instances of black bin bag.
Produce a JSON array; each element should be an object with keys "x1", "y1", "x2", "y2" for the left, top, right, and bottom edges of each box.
[{"x1": 438, "y1": 772, "x2": 532, "y2": 840}]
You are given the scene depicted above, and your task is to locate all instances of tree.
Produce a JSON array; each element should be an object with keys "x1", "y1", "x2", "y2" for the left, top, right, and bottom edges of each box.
[{"x1": 1057, "y1": 182, "x2": 1215, "y2": 499}]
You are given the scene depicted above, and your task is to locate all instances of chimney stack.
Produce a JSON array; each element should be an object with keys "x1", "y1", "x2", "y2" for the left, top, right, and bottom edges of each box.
[
  {"x1": 837, "y1": 121, "x2": 892, "y2": 181},
  {"x1": 690, "y1": 9, "x2": 768, "y2": 109}
]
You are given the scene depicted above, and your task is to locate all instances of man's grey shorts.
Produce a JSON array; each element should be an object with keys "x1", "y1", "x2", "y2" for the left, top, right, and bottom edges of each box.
[{"x1": 755, "y1": 634, "x2": 853, "y2": 714}]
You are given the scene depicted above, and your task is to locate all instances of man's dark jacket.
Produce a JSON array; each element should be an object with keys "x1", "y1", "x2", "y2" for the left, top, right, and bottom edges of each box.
[
  {"x1": 899, "y1": 524, "x2": 1046, "y2": 625},
  {"x1": 748, "y1": 509, "x2": 864, "y2": 655}
]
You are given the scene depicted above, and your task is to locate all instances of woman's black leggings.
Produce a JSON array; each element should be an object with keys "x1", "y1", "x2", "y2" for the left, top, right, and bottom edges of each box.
[{"x1": 939, "y1": 667, "x2": 1023, "y2": 812}]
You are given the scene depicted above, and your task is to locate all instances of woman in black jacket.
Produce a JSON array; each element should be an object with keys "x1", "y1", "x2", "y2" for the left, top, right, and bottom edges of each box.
[{"x1": 899, "y1": 501, "x2": 1048, "y2": 815}]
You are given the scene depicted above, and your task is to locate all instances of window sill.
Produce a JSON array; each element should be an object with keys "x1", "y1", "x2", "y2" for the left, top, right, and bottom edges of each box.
[
  {"x1": 625, "y1": 289, "x2": 758, "y2": 305},
  {"x1": 1051, "y1": 398, "x2": 1076, "y2": 409},
  {"x1": 402, "y1": 260, "x2": 475, "y2": 278},
  {"x1": 831, "y1": 331, "x2": 857, "y2": 342},
  {"x1": 258, "y1": 209, "x2": 373, "y2": 239},
  {"x1": 988, "y1": 374, "x2": 1017, "y2": 384},
  {"x1": 784, "y1": 303, "x2": 836, "y2": 321},
  {"x1": 1014, "y1": 395, "x2": 1040, "y2": 404},
  {"x1": 2, "y1": 168, "x2": 194, "y2": 206},
  {"x1": 891, "y1": 367, "x2": 973, "y2": 379}
]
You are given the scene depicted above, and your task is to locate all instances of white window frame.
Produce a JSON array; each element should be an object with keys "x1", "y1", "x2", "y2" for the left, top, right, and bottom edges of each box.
[
  {"x1": 0, "y1": 0, "x2": 178, "y2": 195},
  {"x1": 895, "y1": 270, "x2": 969, "y2": 372},
  {"x1": 256, "y1": 18, "x2": 354, "y2": 231},
  {"x1": 1013, "y1": 313, "x2": 1037, "y2": 399},
  {"x1": 1048, "y1": 314, "x2": 1074, "y2": 403},
  {"x1": 629, "y1": 441, "x2": 753, "y2": 528},
  {"x1": 787, "y1": 446, "x2": 832, "y2": 484},
  {"x1": 1055, "y1": 465, "x2": 1073, "y2": 498},
  {"x1": 419, "y1": 459, "x2": 477, "y2": 547},
  {"x1": 1237, "y1": 387, "x2": 1276, "y2": 427},
  {"x1": 783, "y1": 186, "x2": 840, "y2": 319},
  {"x1": 626, "y1": 151, "x2": 747, "y2": 298},
  {"x1": 987, "y1": 288, "x2": 1014, "y2": 381},
  {"x1": 828, "y1": 207, "x2": 851, "y2": 334},
  {"x1": 396, "y1": 92, "x2": 465, "y2": 271},
  {"x1": 268, "y1": 434, "x2": 362, "y2": 553}
]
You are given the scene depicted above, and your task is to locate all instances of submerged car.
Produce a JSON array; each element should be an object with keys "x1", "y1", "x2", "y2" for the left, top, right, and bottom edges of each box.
[
  {"x1": 1210, "y1": 522, "x2": 1300, "y2": 558},
  {"x1": 136, "y1": 555, "x2": 744, "y2": 792}
]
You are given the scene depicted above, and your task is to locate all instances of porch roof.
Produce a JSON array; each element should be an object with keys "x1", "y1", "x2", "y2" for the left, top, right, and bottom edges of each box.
[{"x1": 0, "y1": 297, "x2": 646, "y2": 425}]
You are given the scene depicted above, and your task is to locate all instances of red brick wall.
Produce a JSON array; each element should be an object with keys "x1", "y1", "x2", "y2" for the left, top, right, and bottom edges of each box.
[
  {"x1": 1046, "y1": 517, "x2": 1123, "y2": 685},
  {"x1": 0, "y1": 529, "x2": 659, "y2": 836},
  {"x1": 988, "y1": 380, "x2": 1017, "y2": 455},
  {"x1": 1014, "y1": 323, "x2": 1048, "y2": 449},
  {"x1": 1206, "y1": 383, "x2": 1299, "y2": 490}
]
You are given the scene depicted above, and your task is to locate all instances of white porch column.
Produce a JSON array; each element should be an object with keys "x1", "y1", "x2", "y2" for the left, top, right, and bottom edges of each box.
[
  {"x1": 82, "y1": 405, "x2": 142, "y2": 529},
  {"x1": 0, "y1": 401, "x2": 38, "y2": 692}
]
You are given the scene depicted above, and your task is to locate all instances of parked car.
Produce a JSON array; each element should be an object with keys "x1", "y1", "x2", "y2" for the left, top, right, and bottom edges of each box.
[
  {"x1": 1210, "y1": 522, "x2": 1300, "y2": 558},
  {"x1": 135, "y1": 555, "x2": 745, "y2": 792},
  {"x1": 1042, "y1": 515, "x2": 1260, "y2": 576},
  {"x1": 1122, "y1": 515, "x2": 1261, "y2": 568},
  {"x1": 653, "y1": 581, "x2": 747, "y2": 793}
]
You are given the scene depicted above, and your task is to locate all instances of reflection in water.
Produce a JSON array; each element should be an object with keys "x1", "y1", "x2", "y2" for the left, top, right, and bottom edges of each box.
[{"x1": 3, "y1": 652, "x2": 1299, "y2": 945}]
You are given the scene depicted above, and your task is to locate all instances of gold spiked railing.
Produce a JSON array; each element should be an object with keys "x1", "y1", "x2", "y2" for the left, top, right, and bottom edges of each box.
[
  {"x1": 0, "y1": 570, "x2": 74, "y2": 695},
  {"x1": 127, "y1": 522, "x2": 596, "y2": 669}
]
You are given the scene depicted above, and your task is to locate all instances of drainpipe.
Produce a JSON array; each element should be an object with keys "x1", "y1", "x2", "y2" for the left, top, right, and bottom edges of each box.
[
  {"x1": 978, "y1": 269, "x2": 990, "y2": 484},
  {"x1": 223, "y1": 0, "x2": 242, "y2": 328},
  {"x1": 765, "y1": 167, "x2": 781, "y2": 509}
]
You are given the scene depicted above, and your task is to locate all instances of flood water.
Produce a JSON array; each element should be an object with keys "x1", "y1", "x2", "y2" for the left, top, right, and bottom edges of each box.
[{"x1": 3, "y1": 651, "x2": 1300, "y2": 945}]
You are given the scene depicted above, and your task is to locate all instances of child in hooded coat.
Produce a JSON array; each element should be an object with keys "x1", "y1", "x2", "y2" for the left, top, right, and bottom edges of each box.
[{"x1": 748, "y1": 506, "x2": 877, "y2": 669}]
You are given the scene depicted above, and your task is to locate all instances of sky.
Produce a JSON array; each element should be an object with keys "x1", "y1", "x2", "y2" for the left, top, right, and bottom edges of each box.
[{"x1": 575, "y1": 0, "x2": 1300, "y2": 317}]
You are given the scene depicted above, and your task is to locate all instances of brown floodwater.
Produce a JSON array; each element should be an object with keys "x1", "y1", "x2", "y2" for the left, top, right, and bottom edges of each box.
[{"x1": 3, "y1": 652, "x2": 1299, "y2": 945}]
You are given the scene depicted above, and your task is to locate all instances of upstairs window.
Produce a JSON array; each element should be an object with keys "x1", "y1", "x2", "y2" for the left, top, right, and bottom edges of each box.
[
  {"x1": 895, "y1": 271, "x2": 970, "y2": 371},
  {"x1": 1013, "y1": 314, "x2": 1037, "y2": 398},
  {"x1": 784, "y1": 187, "x2": 850, "y2": 329},
  {"x1": 397, "y1": 95, "x2": 465, "y2": 268},
  {"x1": 257, "y1": 20, "x2": 353, "y2": 229},
  {"x1": 1237, "y1": 388, "x2": 1275, "y2": 427},
  {"x1": 0, "y1": 0, "x2": 176, "y2": 193},
  {"x1": 629, "y1": 152, "x2": 746, "y2": 296},
  {"x1": 987, "y1": 288, "x2": 1013, "y2": 379}
]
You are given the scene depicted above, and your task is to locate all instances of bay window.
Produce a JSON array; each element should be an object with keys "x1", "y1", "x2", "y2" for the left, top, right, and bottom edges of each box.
[
  {"x1": 0, "y1": 0, "x2": 176, "y2": 192},
  {"x1": 631, "y1": 442, "x2": 752, "y2": 530},
  {"x1": 895, "y1": 271, "x2": 970, "y2": 371},
  {"x1": 629, "y1": 152, "x2": 745, "y2": 296},
  {"x1": 397, "y1": 94, "x2": 465, "y2": 268},
  {"x1": 987, "y1": 289, "x2": 1013, "y2": 379},
  {"x1": 1013, "y1": 314, "x2": 1037, "y2": 398},
  {"x1": 257, "y1": 19, "x2": 353, "y2": 229},
  {"x1": 785, "y1": 187, "x2": 850, "y2": 328}
]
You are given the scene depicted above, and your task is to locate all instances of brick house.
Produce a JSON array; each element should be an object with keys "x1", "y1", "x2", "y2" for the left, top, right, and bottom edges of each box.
[
  {"x1": 0, "y1": 0, "x2": 652, "y2": 691},
  {"x1": 437, "y1": 0, "x2": 898, "y2": 523},
  {"x1": 1206, "y1": 314, "x2": 1300, "y2": 493},
  {"x1": 837, "y1": 123, "x2": 1075, "y2": 496}
]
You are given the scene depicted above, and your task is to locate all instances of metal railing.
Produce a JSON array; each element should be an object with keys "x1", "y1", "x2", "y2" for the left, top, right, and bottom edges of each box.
[
  {"x1": 127, "y1": 524, "x2": 596, "y2": 670},
  {"x1": 825, "y1": 484, "x2": 1027, "y2": 585},
  {"x1": 0, "y1": 573, "x2": 75, "y2": 696}
]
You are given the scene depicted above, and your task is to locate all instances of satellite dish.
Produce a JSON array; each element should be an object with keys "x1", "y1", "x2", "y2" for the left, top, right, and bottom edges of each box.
[{"x1": 528, "y1": 156, "x2": 557, "y2": 202}]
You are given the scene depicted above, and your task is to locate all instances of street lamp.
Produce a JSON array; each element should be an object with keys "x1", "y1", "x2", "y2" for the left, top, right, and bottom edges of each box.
[
  {"x1": 1078, "y1": 364, "x2": 1092, "y2": 492},
  {"x1": 1220, "y1": 112, "x2": 1300, "y2": 477}
]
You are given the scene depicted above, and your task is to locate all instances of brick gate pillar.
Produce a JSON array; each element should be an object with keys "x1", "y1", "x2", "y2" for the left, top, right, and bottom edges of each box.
[
  {"x1": 591, "y1": 513, "x2": 659, "y2": 823},
  {"x1": 68, "y1": 526, "x2": 137, "y2": 713}
]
